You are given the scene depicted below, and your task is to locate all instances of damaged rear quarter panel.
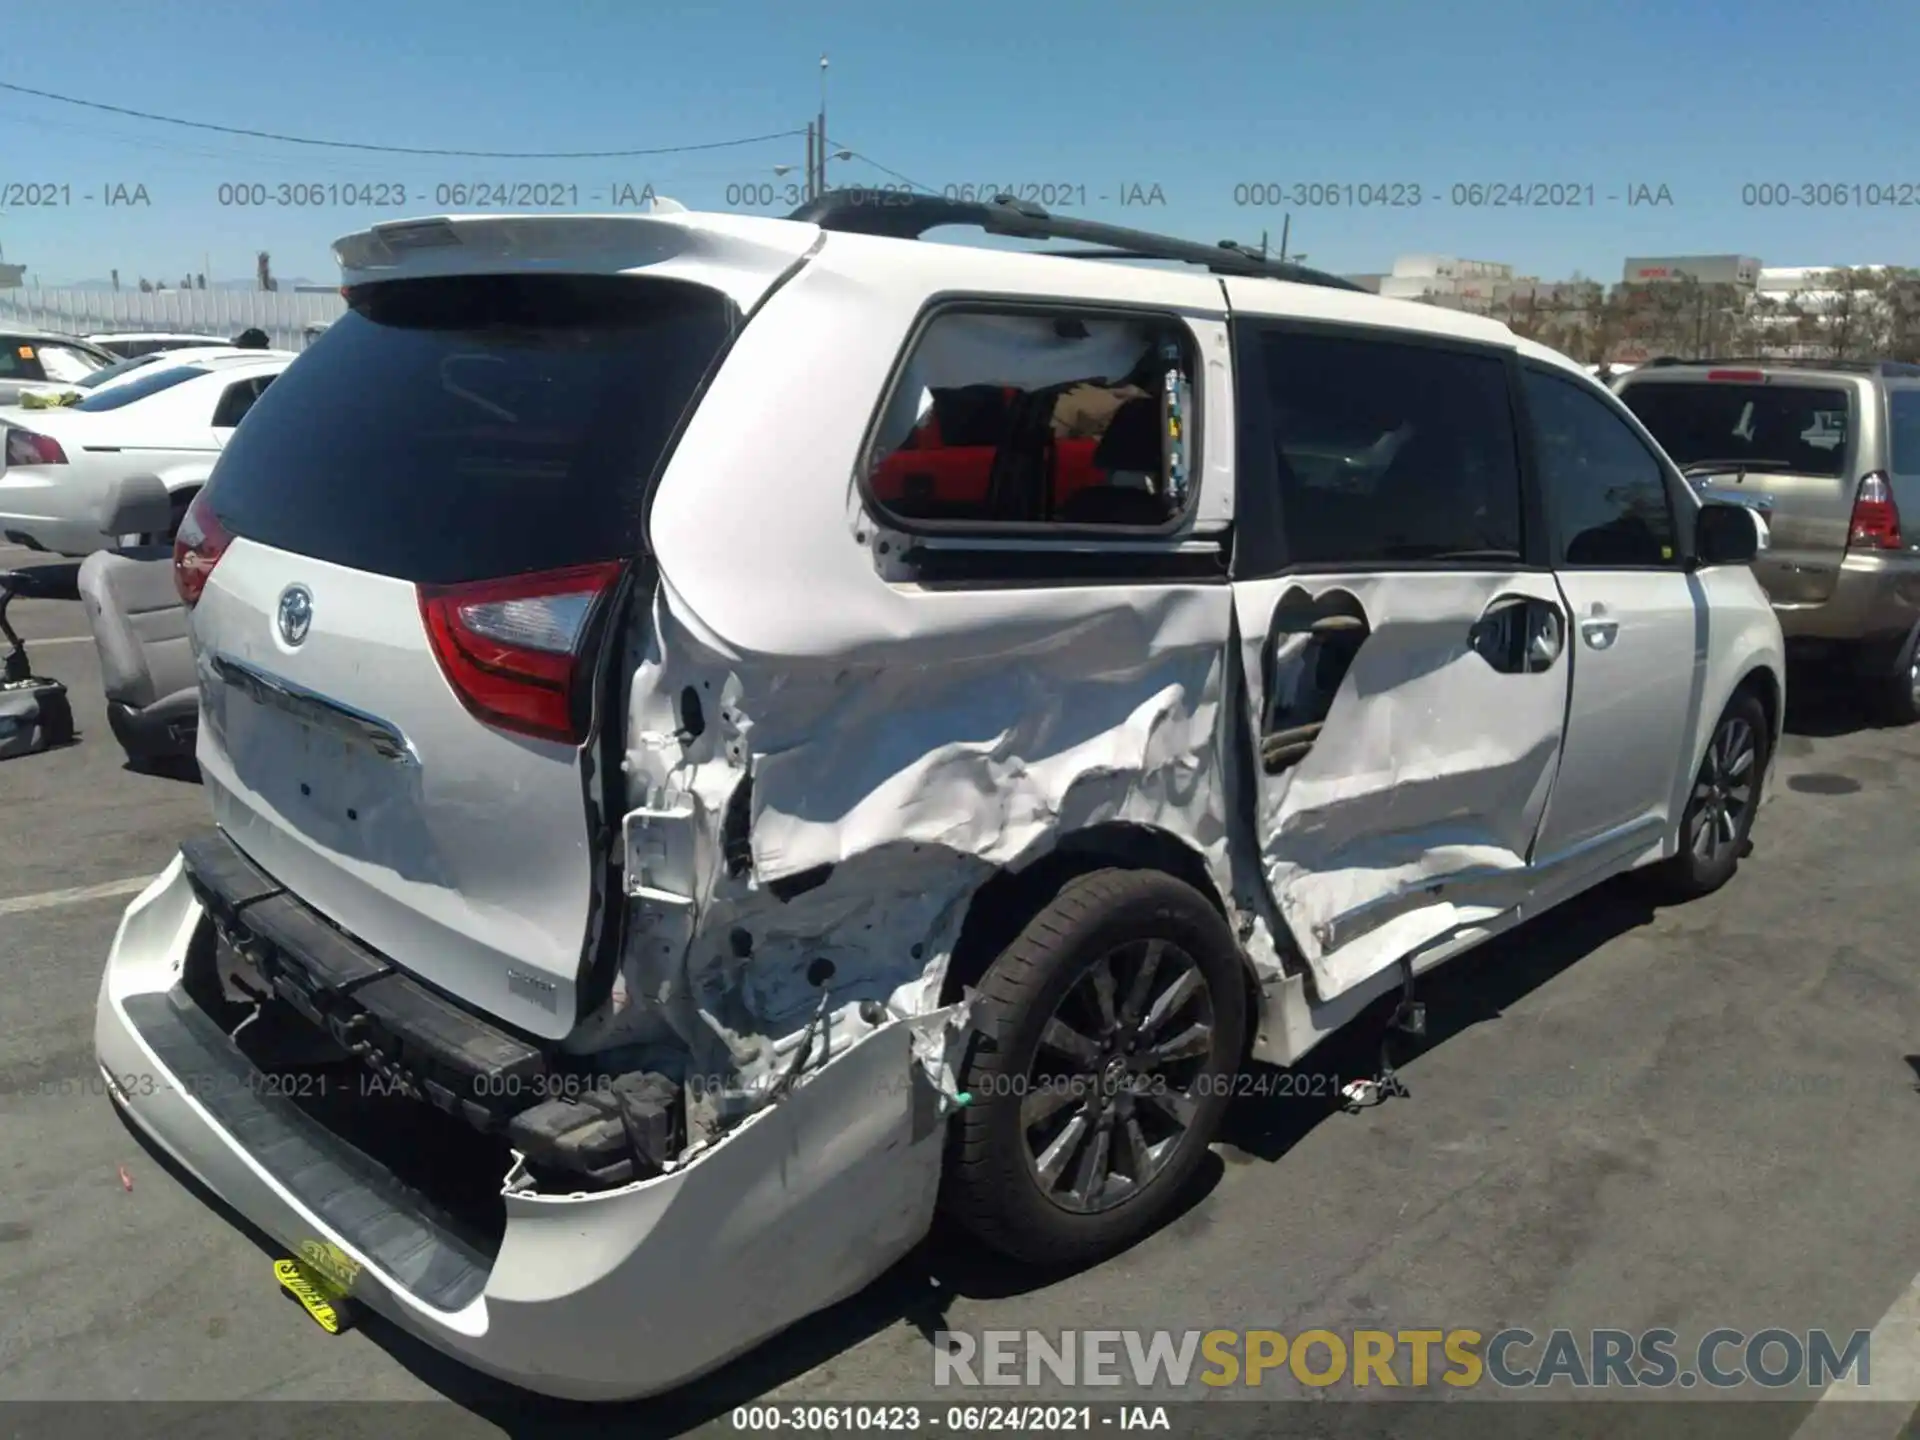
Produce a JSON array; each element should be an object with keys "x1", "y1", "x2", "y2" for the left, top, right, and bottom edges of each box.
[
  {"x1": 610, "y1": 243, "x2": 1245, "y2": 1094},
  {"x1": 600, "y1": 569, "x2": 1242, "y2": 1090}
]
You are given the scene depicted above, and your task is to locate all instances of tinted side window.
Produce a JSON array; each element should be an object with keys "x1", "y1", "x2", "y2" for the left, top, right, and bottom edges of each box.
[
  {"x1": 1890, "y1": 390, "x2": 1920, "y2": 477},
  {"x1": 1524, "y1": 369, "x2": 1677, "y2": 567},
  {"x1": 0, "y1": 342, "x2": 45, "y2": 380},
  {"x1": 214, "y1": 376, "x2": 271, "y2": 428},
  {"x1": 863, "y1": 309, "x2": 1196, "y2": 530},
  {"x1": 1254, "y1": 329, "x2": 1523, "y2": 565}
]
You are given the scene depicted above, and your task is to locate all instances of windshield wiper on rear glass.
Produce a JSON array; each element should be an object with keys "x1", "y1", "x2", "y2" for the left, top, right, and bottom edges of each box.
[{"x1": 1680, "y1": 458, "x2": 1795, "y2": 475}]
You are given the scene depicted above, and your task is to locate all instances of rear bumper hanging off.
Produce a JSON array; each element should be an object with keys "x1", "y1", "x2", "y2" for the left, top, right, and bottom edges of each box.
[{"x1": 95, "y1": 842, "x2": 949, "y2": 1400}]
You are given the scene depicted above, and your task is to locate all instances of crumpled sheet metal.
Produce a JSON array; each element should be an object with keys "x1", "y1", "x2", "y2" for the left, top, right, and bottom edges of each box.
[
  {"x1": 1239, "y1": 571, "x2": 1567, "y2": 1002},
  {"x1": 745, "y1": 591, "x2": 1235, "y2": 885},
  {"x1": 592, "y1": 577, "x2": 1240, "y2": 1103}
]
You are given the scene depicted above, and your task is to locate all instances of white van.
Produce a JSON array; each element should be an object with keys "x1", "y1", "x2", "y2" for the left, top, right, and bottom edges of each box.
[{"x1": 97, "y1": 195, "x2": 1785, "y2": 1400}]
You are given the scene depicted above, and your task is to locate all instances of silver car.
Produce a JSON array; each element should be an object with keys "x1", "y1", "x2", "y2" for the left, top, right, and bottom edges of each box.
[{"x1": 1617, "y1": 358, "x2": 1920, "y2": 720}]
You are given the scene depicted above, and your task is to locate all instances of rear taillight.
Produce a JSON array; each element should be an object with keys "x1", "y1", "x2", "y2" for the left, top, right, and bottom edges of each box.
[
  {"x1": 1847, "y1": 471, "x2": 1903, "y2": 551},
  {"x1": 5, "y1": 428, "x2": 67, "y2": 466},
  {"x1": 172, "y1": 489, "x2": 232, "y2": 608},
  {"x1": 418, "y1": 561, "x2": 624, "y2": 745}
]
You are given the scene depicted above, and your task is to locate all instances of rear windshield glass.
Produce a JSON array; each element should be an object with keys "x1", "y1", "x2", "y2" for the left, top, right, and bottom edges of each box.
[
  {"x1": 1618, "y1": 381, "x2": 1851, "y2": 477},
  {"x1": 206, "y1": 274, "x2": 739, "y2": 584},
  {"x1": 76, "y1": 354, "x2": 162, "y2": 389},
  {"x1": 1891, "y1": 391, "x2": 1920, "y2": 477},
  {"x1": 73, "y1": 365, "x2": 207, "y2": 411}
]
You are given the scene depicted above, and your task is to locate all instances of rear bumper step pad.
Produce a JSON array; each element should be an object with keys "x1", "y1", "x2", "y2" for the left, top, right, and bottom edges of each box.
[{"x1": 121, "y1": 987, "x2": 493, "y2": 1311}]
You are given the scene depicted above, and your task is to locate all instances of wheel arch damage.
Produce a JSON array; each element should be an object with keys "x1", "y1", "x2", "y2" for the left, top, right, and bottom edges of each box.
[{"x1": 567, "y1": 563, "x2": 1259, "y2": 1184}]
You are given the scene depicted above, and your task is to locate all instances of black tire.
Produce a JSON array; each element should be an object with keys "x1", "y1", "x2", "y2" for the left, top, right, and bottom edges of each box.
[
  {"x1": 1646, "y1": 691, "x2": 1769, "y2": 902},
  {"x1": 940, "y1": 867, "x2": 1248, "y2": 1266},
  {"x1": 1879, "y1": 627, "x2": 1920, "y2": 726}
]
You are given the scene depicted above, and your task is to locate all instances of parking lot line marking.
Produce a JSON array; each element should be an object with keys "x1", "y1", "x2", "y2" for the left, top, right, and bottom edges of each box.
[
  {"x1": 1790, "y1": 1266, "x2": 1920, "y2": 1438},
  {"x1": 0, "y1": 876, "x2": 151, "y2": 917},
  {"x1": 19, "y1": 636, "x2": 94, "y2": 647}
]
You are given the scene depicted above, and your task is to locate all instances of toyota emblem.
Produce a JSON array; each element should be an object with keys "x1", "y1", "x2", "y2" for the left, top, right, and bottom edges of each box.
[{"x1": 277, "y1": 585, "x2": 313, "y2": 647}]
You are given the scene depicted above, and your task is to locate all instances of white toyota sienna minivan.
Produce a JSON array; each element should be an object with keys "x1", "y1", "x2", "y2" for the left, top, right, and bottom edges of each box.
[{"x1": 95, "y1": 192, "x2": 1785, "y2": 1400}]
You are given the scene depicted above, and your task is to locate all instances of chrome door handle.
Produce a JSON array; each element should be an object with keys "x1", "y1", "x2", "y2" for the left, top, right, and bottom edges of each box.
[{"x1": 1580, "y1": 618, "x2": 1620, "y2": 650}]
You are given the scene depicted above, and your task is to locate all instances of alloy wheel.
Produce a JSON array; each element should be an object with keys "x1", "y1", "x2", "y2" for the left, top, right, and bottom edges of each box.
[
  {"x1": 1688, "y1": 713, "x2": 1758, "y2": 867},
  {"x1": 1020, "y1": 937, "x2": 1216, "y2": 1215}
]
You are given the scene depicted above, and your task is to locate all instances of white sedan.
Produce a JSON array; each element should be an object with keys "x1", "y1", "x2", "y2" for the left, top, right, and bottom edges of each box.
[
  {"x1": 84, "y1": 331, "x2": 229, "y2": 359},
  {"x1": 0, "y1": 353, "x2": 289, "y2": 555},
  {"x1": 14, "y1": 346, "x2": 296, "y2": 406}
]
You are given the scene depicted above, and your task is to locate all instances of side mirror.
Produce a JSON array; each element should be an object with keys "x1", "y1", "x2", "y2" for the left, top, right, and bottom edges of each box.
[{"x1": 1694, "y1": 500, "x2": 1764, "y2": 567}]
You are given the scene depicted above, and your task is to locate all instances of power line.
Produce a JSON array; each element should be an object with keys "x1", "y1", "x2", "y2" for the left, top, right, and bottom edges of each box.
[
  {"x1": 0, "y1": 80, "x2": 805, "y2": 159},
  {"x1": 824, "y1": 140, "x2": 935, "y2": 195}
]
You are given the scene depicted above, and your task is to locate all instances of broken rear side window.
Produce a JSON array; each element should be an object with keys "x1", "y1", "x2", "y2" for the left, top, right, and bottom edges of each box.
[
  {"x1": 1253, "y1": 329, "x2": 1525, "y2": 567},
  {"x1": 864, "y1": 309, "x2": 1196, "y2": 530}
]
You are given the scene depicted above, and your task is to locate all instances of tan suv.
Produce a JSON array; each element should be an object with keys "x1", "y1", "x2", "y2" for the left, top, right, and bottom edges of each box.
[{"x1": 1617, "y1": 358, "x2": 1920, "y2": 721}]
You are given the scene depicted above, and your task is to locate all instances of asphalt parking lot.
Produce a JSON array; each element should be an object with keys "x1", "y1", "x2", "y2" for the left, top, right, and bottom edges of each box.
[{"x1": 5, "y1": 536, "x2": 1920, "y2": 1439}]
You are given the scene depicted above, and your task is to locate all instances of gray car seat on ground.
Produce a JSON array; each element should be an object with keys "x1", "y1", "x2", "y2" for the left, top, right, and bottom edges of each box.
[{"x1": 76, "y1": 475, "x2": 199, "y2": 766}]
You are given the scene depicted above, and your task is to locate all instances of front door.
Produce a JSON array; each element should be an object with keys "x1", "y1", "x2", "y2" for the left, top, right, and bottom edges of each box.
[
  {"x1": 1521, "y1": 364, "x2": 1705, "y2": 869},
  {"x1": 1225, "y1": 307, "x2": 1572, "y2": 1002}
]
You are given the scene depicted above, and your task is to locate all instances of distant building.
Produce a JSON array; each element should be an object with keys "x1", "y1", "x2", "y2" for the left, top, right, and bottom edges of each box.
[
  {"x1": 1756, "y1": 264, "x2": 1890, "y2": 299},
  {"x1": 1622, "y1": 255, "x2": 1761, "y2": 289},
  {"x1": 1750, "y1": 265, "x2": 1897, "y2": 357},
  {"x1": 1357, "y1": 255, "x2": 1602, "y2": 317},
  {"x1": 1374, "y1": 255, "x2": 1516, "y2": 304}
]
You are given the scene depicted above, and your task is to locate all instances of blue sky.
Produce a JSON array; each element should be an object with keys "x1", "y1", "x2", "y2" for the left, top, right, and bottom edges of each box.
[{"x1": 4, "y1": 0, "x2": 1917, "y2": 286}]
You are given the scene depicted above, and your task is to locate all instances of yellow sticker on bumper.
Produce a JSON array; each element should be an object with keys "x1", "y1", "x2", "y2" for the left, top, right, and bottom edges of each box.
[{"x1": 274, "y1": 1258, "x2": 352, "y2": 1334}]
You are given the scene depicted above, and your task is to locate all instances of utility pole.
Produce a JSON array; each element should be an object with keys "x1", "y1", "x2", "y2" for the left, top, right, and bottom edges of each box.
[
  {"x1": 817, "y1": 54, "x2": 829, "y2": 197},
  {"x1": 805, "y1": 121, "x2": 817, "y2": 202},
  {"x1": 1277, "y1": 214, "x2": 1291, "y2": 264}
]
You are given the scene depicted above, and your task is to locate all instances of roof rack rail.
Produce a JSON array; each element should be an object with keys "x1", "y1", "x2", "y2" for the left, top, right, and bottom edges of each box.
[
  {"x1": 785, "y1": 188, "x2": 1365, "y2": 293},
  {"x1": 1638, "y1": 355, "x2": 1920, "y2": 377}
]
